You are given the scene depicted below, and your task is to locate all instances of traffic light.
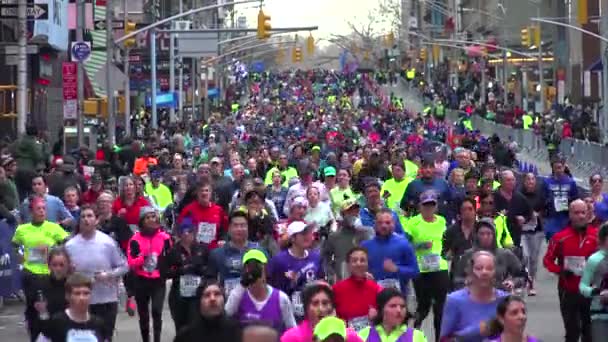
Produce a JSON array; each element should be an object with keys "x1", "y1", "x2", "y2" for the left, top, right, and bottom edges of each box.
[
  {"x1": 420, "y1": 47, "x2": 427, "y2": 60},
  {"x1": 292, "y1": 47, "x2": 302, "y2": 63},
  {"x1": 124, "y1": 21, "x2": 137, "y2": 48},
  {"x1": 533, "y1": 25, "x2": 541, "y2": 47},
  {"x1": 306, "y1": 35, "x2": 315, "y2": 55},
  {"x1": 577, "y1": 0, "x2": 588, "y2": 24},
  {"x1": 521, "y1": 27, "x2": 530, "y2": 47},
  {"x1": 385, "y1": 32, "x2": 394, "y2": 47},
  {"x1": 257, "y1": 9, "x2": 271, "y2": 39}
]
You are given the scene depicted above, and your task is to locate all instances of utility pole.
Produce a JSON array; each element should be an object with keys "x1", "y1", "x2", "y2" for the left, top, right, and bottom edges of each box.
[
  {"x1": 401, "y1": 0, "x2": 410, "y2": 66},
  {"x1": 76, "y1": 0, "x2": 85, "y2": 145},
  {"x1": 169, "y1": 27, "x2": 176, "y2": 123},
  {"x1": 17, "y1": 0, "x2": 27, "y2": 135},
  {"x1": 537, "y1": 7, "x2": 544, "y2": 113},
  {"x1": 178, "y1": 0, "x2": 184, "y2": 119},
  {"x1": 602, "y1": 0, "x2": 608, "y2": 143},
  {"x1": 106, "y1": 0, "x2": 116, "y2": 144},
  {"x1": 123, "y1": 0, "x2": 131, "y2": 137},
  {"x1": 150, "y1": 28, "x2": 158, "y2": 129}
]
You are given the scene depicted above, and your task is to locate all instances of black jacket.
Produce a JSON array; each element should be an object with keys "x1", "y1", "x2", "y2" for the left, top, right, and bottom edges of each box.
[{"x1": 162, "y1": 243, "x2": 216, "y2": 298}]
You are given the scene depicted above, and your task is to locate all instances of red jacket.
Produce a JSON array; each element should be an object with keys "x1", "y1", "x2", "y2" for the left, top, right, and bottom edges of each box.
[
  {"x1": 112, "y1": 196, "x2": 151, "y2": 227},
  {"x1": 127, "y1": 228, "x2": 172, "y2": 279},
  {"x1": 333, "y1": 276, "x2": 382, "y2": 323},
  {"x1": 178, "y1": 201, "x2": 228, "y2": 250},
  {"x1": 543, "y1": 225, "x2": 599, "y2": 293}
]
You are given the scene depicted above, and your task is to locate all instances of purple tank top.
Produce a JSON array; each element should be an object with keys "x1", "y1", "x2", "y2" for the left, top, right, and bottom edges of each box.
[
  {"x1": 237, "y1": 287, "x2": 284, "y2": 332},
  {"x1": 366, "y1": 326, "x2": 414, "y2": 342}
]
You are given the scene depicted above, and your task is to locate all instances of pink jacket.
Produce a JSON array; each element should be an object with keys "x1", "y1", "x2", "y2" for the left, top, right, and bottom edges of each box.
[
  {"x1": 127, "y1": 228, "x2": 172, "y2": 279},
  {"x1": 280, "y1": 320, "x2": 363, "y2": 342}
]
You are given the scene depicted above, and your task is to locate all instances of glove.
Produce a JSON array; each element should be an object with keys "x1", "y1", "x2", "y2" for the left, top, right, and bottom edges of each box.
[
  {"x1": 591, "y1": 287, "x2": 601, "y2": 296},
  {"x1": 129, "y1": 240, "x2": 141, "y2": 258}
]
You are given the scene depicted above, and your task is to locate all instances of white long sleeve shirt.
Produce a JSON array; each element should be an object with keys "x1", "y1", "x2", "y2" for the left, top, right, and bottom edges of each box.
[{"x1": 65, "y1": 231, "x2": 129, "y2": 304}]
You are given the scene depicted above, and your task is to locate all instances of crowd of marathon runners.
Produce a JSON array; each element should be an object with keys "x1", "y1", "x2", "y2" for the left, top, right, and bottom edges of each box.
[{"x1": 1, "y1": 69, "x2": 607, "y2": 342}]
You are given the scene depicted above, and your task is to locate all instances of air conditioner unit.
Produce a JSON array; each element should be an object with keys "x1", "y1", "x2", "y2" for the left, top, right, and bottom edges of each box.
[{"x1": 173, "y1": 20, "x2": 192, "y2": 30}]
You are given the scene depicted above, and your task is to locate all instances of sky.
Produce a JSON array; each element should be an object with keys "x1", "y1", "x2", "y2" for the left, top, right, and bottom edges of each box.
[{"x1": 237, "y1": 0, "x2": 390, "y2": 45}]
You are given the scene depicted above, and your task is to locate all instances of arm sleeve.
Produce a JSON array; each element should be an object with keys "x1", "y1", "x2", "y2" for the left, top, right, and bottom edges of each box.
[
  {"x1": 56, "y1": 198, "x2": 74, "y2": 222},
  {"x1": 127, "y1": 239, "x2": 145, "y2": 270},
  {"x1": 279, "y1": 291, "x2": 297, "y2": 329},
  {"x1": 396, "y1": 241, "x2": 420, "y2": 280},
  {"x1": 52, "y1": 224, "x2": 70, "y2": 243},
  {"x1": 439, "y1": 295, "x2": 460, "y2": 338},
  {"x1": 543, "y1": 237, "x2": 562, "y2": 274},
  {"x1": 580, "y1": 254, "x2": 599, "y2": 298},
  {"x1": 441, "y1": 229, "x2": 452, "y2": 259},
  {"x1": 108, "y1": 241, "x2": 129, "y2": 278},
  {"x1": 224, "y1": 284, "x2": 246, "y2": 316}
]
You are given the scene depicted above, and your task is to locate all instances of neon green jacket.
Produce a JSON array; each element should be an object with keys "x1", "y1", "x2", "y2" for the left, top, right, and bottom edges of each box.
[{"x1": 359, "y1": 325, "x2": 428, "y2": 342}]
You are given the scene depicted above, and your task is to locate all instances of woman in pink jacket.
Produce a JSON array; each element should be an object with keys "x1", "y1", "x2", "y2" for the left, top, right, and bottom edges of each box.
[
  {"x1": 127, "y1": 206, "x2": 172, "y2": 342},
  {"x1": 281, "y1": 282, "x2": 363, "y2": 342}
]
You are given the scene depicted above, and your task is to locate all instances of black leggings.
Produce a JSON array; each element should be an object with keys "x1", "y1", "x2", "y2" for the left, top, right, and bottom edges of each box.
[
  {"x1": 90, "y1": 302, "x2": 118, "y2": 341},
  {"x1": 168, "y1": 290, "x2": 197, "y2": 332},
  {"x1": 124, "y1": 271, "x2": 136, "y2": 298},
  {"x1": 134, "y1": 276, "x2": 166, "y2": 342},
  {"x1": 413, "y1": 270, "x2": 450, "y2": 342}
]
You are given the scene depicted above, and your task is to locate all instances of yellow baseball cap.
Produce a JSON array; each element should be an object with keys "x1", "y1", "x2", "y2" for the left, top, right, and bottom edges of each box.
[
  {"x1": 242, "y1": 249, "x2": 268, "y2": 264},
  {"x1": 313, "y1": 316, "x2": 347, "y2": 341}
]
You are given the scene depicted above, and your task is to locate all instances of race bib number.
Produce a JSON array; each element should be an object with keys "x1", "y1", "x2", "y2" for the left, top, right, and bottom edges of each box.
[
  {"x1": 348, "y1": 316, "x2": 369, "y2": 332},
  {"x1": 378, "y1": 278, "x2": 401, "y2": 292},
  {"x1": 179, "y1": 275, "x2": 201, "y2": 297},
  {"x1": 564, "y1": 256, "x2": 586, "y2": 276},
  {"x1": 197, "y1": 222, "x2": 217, "y2": 244},
  {"x1": 291, "y1": 291, "x2": 304, "y2": 317},
  {"x1": 142, "y1": 254, "x2": 158, "y2": 273},
  {"x1": 28, "y1": 246, "x2": 48, "y2": 264},
  {"x1": 224, "y1": 278, "x2": 240, "y2": 297},
  {"x1": 554, "y1": 195, "x2": 569, "y2": 212},
  {"x1": 66, "y1": 329, "x2": 98, "y2": 342},
  {"x1": 421, "y1": 254, "x2": 441, "y2": 271}
]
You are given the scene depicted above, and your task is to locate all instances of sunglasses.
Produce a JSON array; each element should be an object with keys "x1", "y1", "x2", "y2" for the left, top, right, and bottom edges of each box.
[{"x1": 591, "y1": 178, "x2": 603, "y2": 184}]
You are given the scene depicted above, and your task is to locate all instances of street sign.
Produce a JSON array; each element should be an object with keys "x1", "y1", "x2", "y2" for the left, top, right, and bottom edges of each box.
[
  {"x1": 3, "y1": 44, "x2": 39, "y2": 55},
  {"x1": 0, "y1": 3, "x2": 48, "y2": 20},
  {"x1": 94, "y1": 20, "x2": 125, "y2": 31},
  {"x1": 71, "y1": 41, "x2": 91, "y2": 62}
]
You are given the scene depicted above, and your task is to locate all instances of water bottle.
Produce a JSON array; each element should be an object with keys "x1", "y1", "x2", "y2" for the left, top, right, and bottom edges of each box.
[{"x1": 37, "y1": 290, "x2": 49, "y2": 320}]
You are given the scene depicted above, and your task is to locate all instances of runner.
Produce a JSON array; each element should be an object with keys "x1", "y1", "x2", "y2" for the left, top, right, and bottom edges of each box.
[
  {"x1": 225, "y1": 249, "x2": 296, "y2": 332},
  {"x1": 485, "y1": 296, "x2": 539, "y2": 342},
  {"x1": 357, "y1": 288, "x2": 427, "y2": 342},
  {"x1": 267, "y1": 221, "x2": 324, "y2": 320}
]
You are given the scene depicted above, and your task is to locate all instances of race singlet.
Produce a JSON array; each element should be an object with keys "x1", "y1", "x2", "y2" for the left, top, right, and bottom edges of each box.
[
  {"x1": 179, "y1": 275, "x2": 201, "y2": 297},
  {"x1": 197, "y1": 222, "x2": 217, "y2": 244},
  {"x1": 66, "y1": 329, "x2": 98, "y2": 342}
]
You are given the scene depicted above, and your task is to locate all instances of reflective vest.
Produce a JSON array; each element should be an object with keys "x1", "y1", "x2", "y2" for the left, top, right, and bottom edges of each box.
[{"x1": 523, "y1": 114, "x2": 533, "y2": 129}]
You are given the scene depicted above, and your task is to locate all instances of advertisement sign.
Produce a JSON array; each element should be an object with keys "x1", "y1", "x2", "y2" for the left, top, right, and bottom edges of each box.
[
  {"x1": 33, "y1": 0, "x2": 69, "y2": 51},
  {"x1": 145, "y1": 92, "x2": 178, "y2": 108},
  {"x1": 62, "y1": 62, "x2": 78, "y2": 119}
]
